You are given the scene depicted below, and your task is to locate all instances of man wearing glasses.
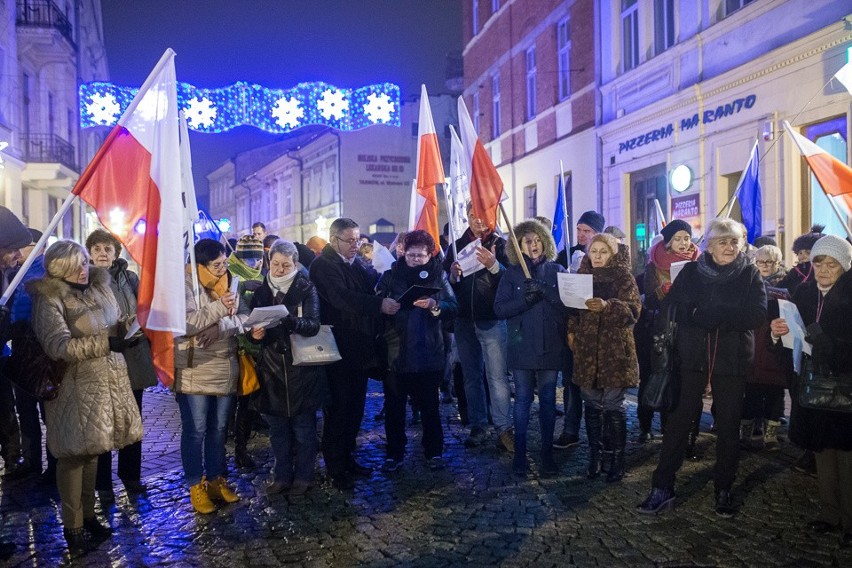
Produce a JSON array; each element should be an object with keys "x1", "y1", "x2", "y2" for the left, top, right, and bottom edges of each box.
[{"x1": 309, "y1": 218, "x2": 400, "y2": 490}]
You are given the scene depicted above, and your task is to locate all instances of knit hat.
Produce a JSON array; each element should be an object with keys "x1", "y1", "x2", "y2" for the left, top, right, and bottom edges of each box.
[
  {"x1": 28, "y1": 228, "x2": 42, "y2": 244},
  {"x1": 810, "y1": 234, "x2": 852, "y2": 272},
  {"x1": 577, "y1": 210, "x2": 605, "y2": 234},
  {"x1": 235, "y1": 235, "x2": 264, "y2": 260},
  {"x1": 792, "y1": 225, "x2": 825, "y2": 253},
  {"x1": 660, "y1": 219, "x2": 693, "y2": 245},
  {"x1": 753, "y1": 235, "x2": 777, "y2": 248},
  {"x1": 0, "y1": 207, "x2": 33, "y2": 250},
  {"x1": 603, "y1": 225, "x2": 626, "y2": 240}
]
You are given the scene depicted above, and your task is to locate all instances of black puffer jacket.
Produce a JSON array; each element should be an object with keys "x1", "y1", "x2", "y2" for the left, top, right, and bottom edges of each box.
[
  {"x1": 376, "y1": 258, "x2": 458, "y2": 374},
  {"x1": 442, "y1": 228, "x2": 508, "y2": 321},
  {"x1": 107, "y1": 259, "x2": 157, "y2": 390},
  {"x1": 250, "y1": 272, "x2": 327, "y2": 417}
]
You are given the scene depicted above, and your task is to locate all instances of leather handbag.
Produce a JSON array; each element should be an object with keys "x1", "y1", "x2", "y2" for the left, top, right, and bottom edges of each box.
[
  {"x1": 798, "y1": 358, "x2": 852, "y2": 413},
  {"x1": 4, "y1": 329, "x2": 66, "y2": 401},
  {"x1": 237, "y1": 349, "x2": 260, "y2": 396},
  {"x1": 289, "y1": 305, "x2": 342, "y2": 366},
  {"x1": 641, "y1": 303, "x2": 678, "y2": 411}
]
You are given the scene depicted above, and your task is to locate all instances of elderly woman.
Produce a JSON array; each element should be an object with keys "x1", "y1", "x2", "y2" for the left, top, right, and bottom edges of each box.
[
  {"x1": 85, "y1": 229, "x2": 157, "y2": 504},
  {"x1": 568, "y1": 233, "x2": 640, "y2": 483},
  {"x1": 639, "y1": 218, "x2": 766, "y2": 517},
  {"x1": 174, "y1": 239, "x2": 247, "y2": 514},
  {"x1": 778, "y1": 225, "x2": 825, "y2": 295},
  {"x1": 30, "y1": 240, "x2": 143, "y2": 553},
  {"x1": 376, "y1": 230, "x2": 457, "y2": 472},
  {"x1": 771, "y1": 235, "x2": 852, "y2": 545},
  {"x1": 640, "y1": 220, "x2": 699, "y2": 443},
  {"x1": 741, "y1": 245, "x2": 790, "y2": 451},
  {"x1": 249, "y1": 240, "x2": 327, "y2": 496},
  {"x1": 494, "y1": 220, "x2": 567, "y2": 478}
]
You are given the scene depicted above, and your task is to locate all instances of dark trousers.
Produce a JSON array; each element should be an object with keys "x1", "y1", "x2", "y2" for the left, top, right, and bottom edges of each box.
[
  {"x1": 96, "y1": 389, "x2": 144, "y2": 489},
  {"x1": 384, "y1": 371, "x2": 443, "y2": 460},
  {"x1": 0, "y1": 370, "x2": 20, "y2": 463},
  {"x1": 742, "y1": 383, "x2": 785, "y2": 422},
  {"x1": 322, "y1": 364, "x2": 370, "y2": 478},
  {"x1": 652, "y1": 371, "x2": 745, "y2": 492},
  {"x1": 814, "y1": 449, "x2": 852, "y2": 531},
  {"x1": 265, "y1": 411, "x2": 318, "y2": 484},
  {"x1": 14, "y1": 384, "x2": 44, "y2": 470}
]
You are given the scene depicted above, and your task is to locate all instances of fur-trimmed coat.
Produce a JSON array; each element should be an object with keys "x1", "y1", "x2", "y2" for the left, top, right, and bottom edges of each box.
[
  {"x1": 29, "y1": 267, "x2": 143, "y2": 458},
  {"x1": 568, "y1": 248, "x2": 641, "y2": 390}
]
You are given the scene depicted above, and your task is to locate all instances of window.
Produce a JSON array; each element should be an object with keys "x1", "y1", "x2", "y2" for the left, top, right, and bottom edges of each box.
[
  {"x1": 524, "y1": 184, "x2": 537, "y2": 218},
  {"x1": 491, "y1": 0, "x2": 499, "y2": 13},
  {"x1": 804, "y1": 117, "x2": 849, "y2": 238},
  {"x1": 472, "y1": 0, "x2": 479, "y2": 35},
  {"x1": 725, "y1": 0, "x2": 755, "y2": 15},
  {"x1": 491, "y1": 72, "x2": 500, "y2": 137},
  {"x1": 525, "y1": 47, "x2": 536, "y2": 120},
  {"x1": 621, "y1": 0, "x2": 639, "y2": 72},
  {"x1": 472, "y1": 91, "x2": 480, "y2": 135},
  {"x1": 557, "y1": 18, "x2": 571, "y2": 100},
  {"x1": 654, "y1": 0, "x2": 675, "y2": 54}
]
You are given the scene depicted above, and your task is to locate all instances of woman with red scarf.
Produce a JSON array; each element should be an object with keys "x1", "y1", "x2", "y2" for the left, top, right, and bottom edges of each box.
[{"x1": 639, "y1": 220, "x2": 699, "y2": 442}]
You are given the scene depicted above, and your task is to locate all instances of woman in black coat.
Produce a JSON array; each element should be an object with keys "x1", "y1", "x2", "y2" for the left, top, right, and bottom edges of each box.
[
  {"x1": 250, "y1": 240, "x2": 327, "y2": 496},
  {"x1": 638, "y1": 218, "x2": 766, "y2": 518},
  {"x1": 376, "y1": 230, "x2": 457, "y2": 472},
  {"x1": 771, "y1": 235, "x2": 852, "y2": 545}
]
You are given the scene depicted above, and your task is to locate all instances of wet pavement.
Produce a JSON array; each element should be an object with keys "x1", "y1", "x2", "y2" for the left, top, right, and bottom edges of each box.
[{"x1": 1, "y1": 382, "x2": 850, "y2": 567}]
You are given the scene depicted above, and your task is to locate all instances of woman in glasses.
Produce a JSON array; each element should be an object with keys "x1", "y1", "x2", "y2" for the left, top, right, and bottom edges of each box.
[{"x1": 638, "y1": 218, "x2": 766, "y2": 518}]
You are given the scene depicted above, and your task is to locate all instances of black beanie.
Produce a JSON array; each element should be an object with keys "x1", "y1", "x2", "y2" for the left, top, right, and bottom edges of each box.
[
  {"x1": 577, "y1": 210, "x2": 605, "y2": 234},
  {"x1": 0, "y1": 207, "x2": 33, "y2": 250},
  {"x1": 660, "y1": 219, "x2": 693, "y2": 245},
  {"x1": 792, "y1": 225, "x2": 825, "y2": 253}
]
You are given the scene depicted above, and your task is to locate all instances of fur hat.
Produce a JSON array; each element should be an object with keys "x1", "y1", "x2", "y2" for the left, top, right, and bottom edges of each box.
[
  {"x1": 0, "y1": 207, "x2": 32, "y2": 250},
  {"x1": 603, "y1": 225, "x2": 626, "y2": 240},
  {"x1": 577, "y1": 210, "x2": 605, "y2": 234},
  {"x1": 660, "y1": 219, "x2": 692, "y2": 245},
  {"x1": 235, "y1": 235, "x2": 264, "y2": 260},
  {"x1": 810, "y1": 235, "x2": 852, "y2": 272},
  {"x1": 792, "y1": 225, "x2": 825, "y2": 253},
  {"x1": 506, "y1": 219, "x2": 557, "y2": 265}
]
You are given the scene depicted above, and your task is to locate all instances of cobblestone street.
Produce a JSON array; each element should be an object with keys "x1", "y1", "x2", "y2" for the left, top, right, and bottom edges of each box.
[{"x1": 1, "y1": 382, "x2": 850, "y2": 567}]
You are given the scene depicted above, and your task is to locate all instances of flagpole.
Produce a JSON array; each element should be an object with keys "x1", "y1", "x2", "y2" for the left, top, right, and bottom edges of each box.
[
  {"x1": 180, "y1": 111, "x2": 201, "y2": 307},
  {"x1": 498, "y1": 203, "x2": 530, "y2": 279},
  {"x1": 558, "y1": 160, "x2": 570, "y2": 269},
  {"x1": 444, "y1": 179, "x2": 459, "y2": 260}
]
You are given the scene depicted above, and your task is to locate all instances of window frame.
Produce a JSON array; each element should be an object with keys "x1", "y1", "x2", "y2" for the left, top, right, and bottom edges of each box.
[
  {"x1": 492, "y1": 72, "x2": 501, "y2": 138},
  {"x1": 653, "y1": 0, "x2": 675, "y2": 55},
  {"x1": 525, "y1": 46, "x2": 537, "y2": 121},
  {"x1": 557, "y1": 17, "x2": 571, "y2": 101},
  {"x1": 621, "y1": 0, "x2": 640, "y2": 72}
]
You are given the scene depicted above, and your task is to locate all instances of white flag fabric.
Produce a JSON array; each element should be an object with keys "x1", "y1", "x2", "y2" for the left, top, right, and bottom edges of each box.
[
  {"x1": 834, "y1": 61, "x2": 852, "y2": 96},
  {"x1": 447, "y1": 125, "x2": 470, "y2": 243}
]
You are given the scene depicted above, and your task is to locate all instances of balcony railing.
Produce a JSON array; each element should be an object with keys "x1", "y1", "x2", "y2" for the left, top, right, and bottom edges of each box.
[
  {"x1": 16, "y1": 0, "x2": 75, "y2": 48},
  {"x1": 22, "y1": 133, "x2": 76, "y2": 171}
]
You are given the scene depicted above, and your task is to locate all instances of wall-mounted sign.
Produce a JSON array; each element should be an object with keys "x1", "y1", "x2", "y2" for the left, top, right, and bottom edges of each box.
[{"x1": 671, "y1": 193, "x2": 702, "y2": 232}]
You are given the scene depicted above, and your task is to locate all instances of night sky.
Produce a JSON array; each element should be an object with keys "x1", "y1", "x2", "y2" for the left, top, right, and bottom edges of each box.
[{"x1": 100, "y1": 0, "x2": 463, "y2": 197}]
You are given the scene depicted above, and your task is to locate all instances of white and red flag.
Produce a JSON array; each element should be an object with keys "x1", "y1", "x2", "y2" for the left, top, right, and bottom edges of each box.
[
  {"x1": 834, "y1": 61, "x2": 852, "y2": 96},
  {"x1": 457, "y1": 96, "x2": 506, "y2": 232},
  {"x1": 72, "y1": 49, "x2": 185, "y2": 386},
  {"x1": 412, "y1": 84, "x2": 445, "y2": 253},
  {"x1": 784, "y1": 121, "x2": 852, "y2": 211}
]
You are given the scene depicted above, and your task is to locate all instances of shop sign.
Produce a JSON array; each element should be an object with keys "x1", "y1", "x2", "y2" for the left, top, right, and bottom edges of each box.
[{"x1": 356, "y1": 153, "x2": 411, "y2": 187}]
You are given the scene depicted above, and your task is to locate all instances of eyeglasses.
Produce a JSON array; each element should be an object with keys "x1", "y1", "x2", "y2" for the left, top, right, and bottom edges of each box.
[
  {"x1": 405, "y1": 252, "x2": 429, "y2": 260},
  {"x1": 208, "y1": 261, "x2": 229, "y2": 270},
  {"x1": 755, "y1": 260, "x2": 777, "y2": 267},
  {"x1": 335, "y1": 236, "x2": 360, "y2": 246}
]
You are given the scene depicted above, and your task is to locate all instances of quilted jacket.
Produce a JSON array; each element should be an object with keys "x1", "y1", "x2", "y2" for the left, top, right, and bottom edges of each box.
[{"x1": 29, "y1": 267, "x2": 143, "y2": 458}]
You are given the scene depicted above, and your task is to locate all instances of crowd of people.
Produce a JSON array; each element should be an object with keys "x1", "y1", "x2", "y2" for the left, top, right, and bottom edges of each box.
[{"x1": 0, "y1": 203, "x2": 851, "y2": 557}]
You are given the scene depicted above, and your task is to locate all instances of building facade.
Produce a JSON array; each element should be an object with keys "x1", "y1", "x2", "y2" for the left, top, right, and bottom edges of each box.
[{"x1": 0, "y1": 0, "x2": 109, "y2": 240}]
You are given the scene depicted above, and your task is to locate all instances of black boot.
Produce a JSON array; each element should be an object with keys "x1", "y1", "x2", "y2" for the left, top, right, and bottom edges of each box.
[
  {"x1": 601, "y1": 414, "x2": 613, "y2": 474},
  {"x1": 685, "y1": 420, "x2": 701, "y2": 461},
  {"x1": 584, "y1": 406, "x2": 603, "y2": 479},
  {"x1": 605, "y1": 410, "x2": 627, "y2": 483},
  {"x1": 234, "y1": 410, "x2": 255, "y2": 469},
  {"x1": 63, "y1": 527, "x2": 88, "y2": 556},
  {"x1": 84, "y1": 517, "x2": 113, "y2": 540}
]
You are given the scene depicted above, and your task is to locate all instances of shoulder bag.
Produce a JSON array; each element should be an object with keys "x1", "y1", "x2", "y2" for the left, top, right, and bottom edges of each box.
[
  {"x1": 640, "y1": 303, "x2": 678, "y2": 411},
  {"x1": 290, "y1": 304, "x2": 342, "y2": 366},
  {"x1": 5, "y1": 329, "x2": 66, "y2": 401},
  {"x1": 798, "y1": 358, "x2": 852, "y2": 413},
  {"x1": 237, "y1": 349, "x2": 260, "y2": 396}
]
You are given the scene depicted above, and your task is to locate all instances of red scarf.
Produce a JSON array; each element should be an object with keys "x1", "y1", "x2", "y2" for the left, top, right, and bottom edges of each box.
[{"x1": 650, "y1": 240, "x2": 699, "y2": 272}]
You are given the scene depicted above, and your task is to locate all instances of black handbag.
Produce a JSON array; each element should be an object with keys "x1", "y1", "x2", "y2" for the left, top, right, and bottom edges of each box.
[
  {"x1": 641, "y1": 304, "x2": 678, "y2": 411},
  {"x1": 798, "y1": 358, "x2": 852, "y2": 413},
  {"x1": 4, "y1": 329, "x2": 66, "y2": 401}
]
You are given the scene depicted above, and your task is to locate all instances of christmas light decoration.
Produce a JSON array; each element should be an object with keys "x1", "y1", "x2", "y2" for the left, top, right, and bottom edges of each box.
[{"x1": 79, "y1": 81, "x2": 401, "y2": 133}]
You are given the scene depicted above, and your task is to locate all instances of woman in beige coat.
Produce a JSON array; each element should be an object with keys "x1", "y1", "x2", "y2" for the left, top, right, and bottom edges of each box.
[{"x1": 30, "y1": 240, "x2": 143, "y2": 554}]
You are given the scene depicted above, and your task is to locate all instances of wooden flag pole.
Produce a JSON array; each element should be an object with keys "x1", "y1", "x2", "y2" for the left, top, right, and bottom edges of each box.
[{"x1": 498, "y1": 202, "x2": 530, "y2": 279}]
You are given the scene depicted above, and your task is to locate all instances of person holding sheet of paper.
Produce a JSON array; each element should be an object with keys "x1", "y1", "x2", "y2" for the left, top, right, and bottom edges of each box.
[
  {"x1": 770, "y1": 235, "x2": 852, "y2": 544},
  {"x1": 567, "y1": 233, "x2": 640, "y2": 484},
  {"x1": 639, "y1": 219, "x2": 765, "y2": 518},
  {"x1": 494, "y1": 220, "x2": 568, "y2": 478}
]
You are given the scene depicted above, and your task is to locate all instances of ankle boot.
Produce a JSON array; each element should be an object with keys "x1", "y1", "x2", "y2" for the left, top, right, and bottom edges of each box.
[
  {"x1": 605, "y1": 410, "x2": 627, "y2": 483},
  {"x1": 63, "y1": 527, "x2": 88, "y2": 556},
  {"x1": 539, "y1": 449, "x2": 558, "y2": 478},
  {"x1": 739, "y1": 419, "x2": 755, "y2": 450},
  {"x1": 190, "y1": 479, "x2": 216, "y2": 514},
  {"x1": 584, "y1": 407, "x2": 603, "y2": 479},
  {"x1": 764, "y1": 420, "x2": 780, "y2": 451}
]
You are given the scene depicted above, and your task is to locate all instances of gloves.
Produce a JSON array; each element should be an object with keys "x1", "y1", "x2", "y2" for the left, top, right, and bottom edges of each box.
[
  {"x1": 523, "y1": 279, "x2": 544, "y2": 305},
  {"x1": 108, "y1": 334, "x2": 141, "y2": 353},
  {"x1": 282, "y1": 314, "x2": 298, "y2": 332}
]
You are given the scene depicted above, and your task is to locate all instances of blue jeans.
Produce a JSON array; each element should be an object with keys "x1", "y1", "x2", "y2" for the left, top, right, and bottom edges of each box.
[
  {"x1": 176, "y1": 393, "x2": 235, "y2": 486},
  {"x1": 454, "y1": 318, "x2": 512, "y2": 433},
  {"x1": 513, "y1": 369, "x2": 558, "y2": 456},
  {"x1": 264, "y1": 412, "x2": 318, "y2": 485}
]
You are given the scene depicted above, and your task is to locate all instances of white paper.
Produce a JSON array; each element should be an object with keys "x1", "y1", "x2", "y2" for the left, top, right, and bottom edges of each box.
[
  {"x1": 669, "y1": 260, "x2": 691, "y2": 282},
  {"x1": 778, "y1": 299, "x2": 811, "y2": 373},
  {"x1": 371, "y1": 240, "x2": 396, "y2": 274},
  {"x1": 556, "y1": 273, "x2": 594, "y2": 309},
  {"x1": 229, "y1": 275, "x2": 241, "y2": 311},
  {"x1": 243, "y1": 305, "x2": 290, "y2": 329},
  {"x1": 457, "y1": 238, "x2": 485, "y2": 276}
]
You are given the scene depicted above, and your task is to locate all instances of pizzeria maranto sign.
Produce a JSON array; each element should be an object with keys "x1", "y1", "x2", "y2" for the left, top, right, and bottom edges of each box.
[{"x1": 617, "y1": 94, "x2": 757, "y2": 154}]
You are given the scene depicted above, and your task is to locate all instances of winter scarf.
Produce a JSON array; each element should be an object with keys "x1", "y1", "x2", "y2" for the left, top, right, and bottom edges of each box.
[
  {"x1": 649, "y1": 240, "x2": 699, "y2": 271},
  {"x1": 227, "y1": 253, "x2": 262, "y2": 283},
  {"x1": 394, "y1": 256, "x2": 443, "y2": 289},
  {"x1": 763, "y1": 268, "x2": 787, "y2": 287},
  {"x1": 193, "y1": 264, "x2": 228, "y2": 299},
  {"x1": 696, "y1": 251, "x2": 748, "y2": 285},
  {"x1": 268, "y1": 269, "x2": 298, "y2": 296}
]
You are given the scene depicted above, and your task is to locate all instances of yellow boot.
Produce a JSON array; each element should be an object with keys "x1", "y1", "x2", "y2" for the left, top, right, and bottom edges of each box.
[
  {"x1": 207, "y1": 476, "x2": 240, "y2": 504},
  {"x1": 190, "y1": 479, "x2": 216, "y2": 514}
]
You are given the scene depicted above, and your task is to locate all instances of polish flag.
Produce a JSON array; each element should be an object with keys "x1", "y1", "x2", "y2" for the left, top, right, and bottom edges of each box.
[
  {"x1": 72, "y1": 49, "x2": 185, "y2": 386},
  {"x1": 457, "y1": 96, "x2": 505, "y2": 232},
  {"x1": 834, "y1": 61, "x2": 852, "y2": 96},
  {"x1": 784, "y1": 121, "x2": 852, "y2": 211},
  {"x1": 413, "y1": 85, "x2": 444, "y2": 253}
]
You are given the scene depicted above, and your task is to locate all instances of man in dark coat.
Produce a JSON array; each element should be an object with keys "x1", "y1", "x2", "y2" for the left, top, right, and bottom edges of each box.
[{"x1": 309, "y1": 218, "x2": 400, "y2": 489}]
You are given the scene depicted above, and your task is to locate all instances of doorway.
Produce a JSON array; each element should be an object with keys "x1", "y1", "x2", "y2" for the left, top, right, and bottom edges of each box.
[{"x1": 629, "y1": 164, "x2": 668, "y2": 273}]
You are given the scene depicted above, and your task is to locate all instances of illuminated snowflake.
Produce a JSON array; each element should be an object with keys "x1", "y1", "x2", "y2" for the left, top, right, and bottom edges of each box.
[
  {"x1": 272, "y1": 96, "x2": 304, "y2": 129},
  {"x1": 185, "y1": 97, "x2": 217, "y2": 128},
  {"x1": 86, "y1": 92, "x2": 121, "y2": 125},
  {"x1": 364, "y1": 93, "x2": 394, "y2": 124},
  {"x1": 317, "y1": 89, "x2": 349, "y2": 121}
]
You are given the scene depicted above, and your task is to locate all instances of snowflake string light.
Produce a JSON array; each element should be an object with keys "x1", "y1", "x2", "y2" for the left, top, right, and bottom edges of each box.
[
  {"x1": 317, "y1": 89, "x2": 349, "y2": 121},
  {"x1": 364, "y1": 93, "x2": 394, "y2": 124},
  {"x1": 185, "y1": 97, "x2": 217, "y2": 128},
  {"x1": 272, "y1": 96, "x2": 304, "y2": 129},
  {"x1": 86, "y1": 92, "x2": 121, "y2": 125}
]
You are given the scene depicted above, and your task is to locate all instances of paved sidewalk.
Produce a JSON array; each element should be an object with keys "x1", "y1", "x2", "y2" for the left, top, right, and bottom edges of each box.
[{"x1": 0, "y1": 381, "x2": 849, "y2": 567}]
